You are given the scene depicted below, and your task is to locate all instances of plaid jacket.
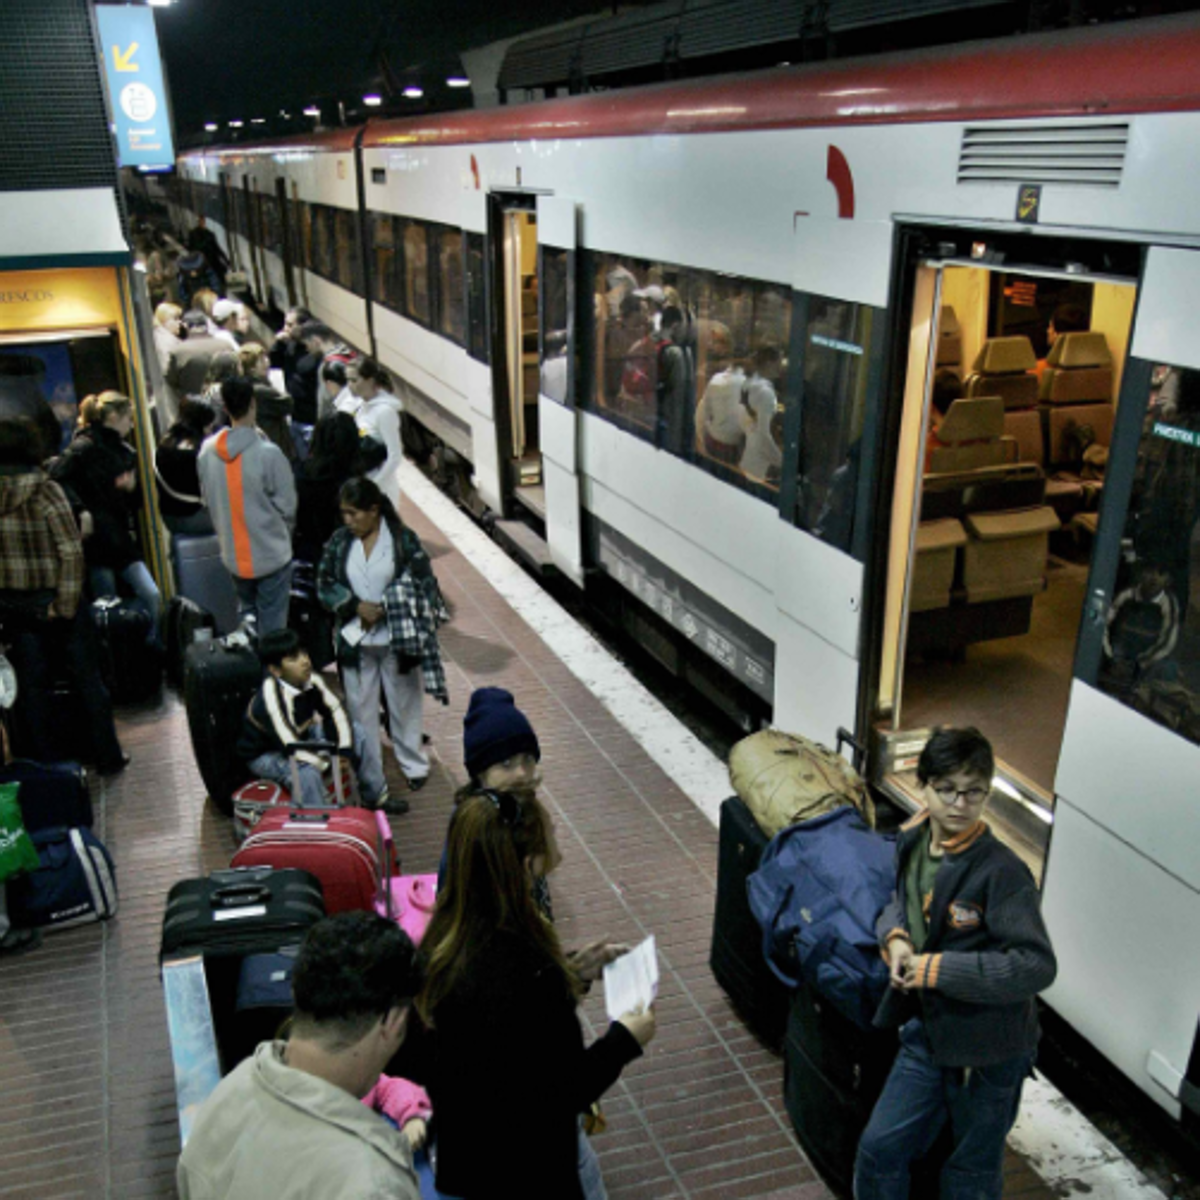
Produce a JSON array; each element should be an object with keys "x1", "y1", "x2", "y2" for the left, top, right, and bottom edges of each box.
[
  {"x1": 0, "y1": 469, "x2": 86, "y2": 618},
  {"x1": 317, "y1": 521, "x2": 450, "y2": 704}
]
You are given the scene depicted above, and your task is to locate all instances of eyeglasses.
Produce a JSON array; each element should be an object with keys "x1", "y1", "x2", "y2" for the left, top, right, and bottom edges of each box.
[{"x1": 931, "y1": 784, "x2": 990, "y2": 806}]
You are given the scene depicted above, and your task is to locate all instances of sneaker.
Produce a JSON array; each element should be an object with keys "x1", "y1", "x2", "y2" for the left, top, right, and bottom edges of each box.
[
  {"x1": 407, "y1": 775, "x2": 429, "y2": 793},
  {"x1": 381, "y1": 795, "x2": 411, "y2": 816}
]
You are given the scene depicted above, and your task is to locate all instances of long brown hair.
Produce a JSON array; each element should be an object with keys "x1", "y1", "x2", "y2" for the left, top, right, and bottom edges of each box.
[{"x1": 416, "y1": 787, "x2": 579, "y2": 1024}]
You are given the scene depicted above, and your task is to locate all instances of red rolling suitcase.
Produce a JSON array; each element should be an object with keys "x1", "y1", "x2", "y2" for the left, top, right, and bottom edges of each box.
[{"x1": 231, "y1": 806, "x2": 394, "y2": 915}]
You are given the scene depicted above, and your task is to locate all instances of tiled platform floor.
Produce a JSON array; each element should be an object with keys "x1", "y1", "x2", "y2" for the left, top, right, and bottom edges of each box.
[{"x1": 0, "y1": 500, "x2": 1054, "y2": 1199}]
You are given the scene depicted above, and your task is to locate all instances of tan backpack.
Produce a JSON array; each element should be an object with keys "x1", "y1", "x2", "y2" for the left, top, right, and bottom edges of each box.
[{"x1": 729, "y1": 729, "x2": 874, "y2": 837}]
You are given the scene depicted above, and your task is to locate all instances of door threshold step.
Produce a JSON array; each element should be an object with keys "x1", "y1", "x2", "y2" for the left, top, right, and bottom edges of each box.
[{"x1": 494, "y1": 520, "x2": 556, "y2": 575}]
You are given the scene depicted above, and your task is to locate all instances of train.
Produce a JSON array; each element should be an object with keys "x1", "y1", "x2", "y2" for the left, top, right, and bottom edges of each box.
[{"x1": 165, "y1": 14, "x2": 1200, "y2": 1130}]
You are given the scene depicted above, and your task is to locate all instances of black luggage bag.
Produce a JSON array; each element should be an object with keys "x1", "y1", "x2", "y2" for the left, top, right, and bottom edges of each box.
[
  {"x1": 288, "y1": 562, "x2": 335, "y2": 670},
  {"x1": 93, "y1": 597, "x2": 162, "y2": 704},
  {"x1": 710, "y1": 795, "x2": 791, "y2": 1048},
  {"x1": 165, "y1": 596, "x2": 217, "y2": 688},
  {"x1": 183, "y1": 638, "x2": 262, "y2": 814},
  {"x1": 161, "y1": 866, "x2": 325, "y2": 1071},
  {"x1": 784, "y1": 982, "x2": 950, "y2": 1197},
  {"x1": 0, "y1": 759, "x2": 92, "y2": 833}
]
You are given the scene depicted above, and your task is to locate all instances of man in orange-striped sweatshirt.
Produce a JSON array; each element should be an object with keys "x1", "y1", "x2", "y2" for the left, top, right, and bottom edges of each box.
[{"x1": 198, "y1": 379, "x2": 296, "y2": 635}]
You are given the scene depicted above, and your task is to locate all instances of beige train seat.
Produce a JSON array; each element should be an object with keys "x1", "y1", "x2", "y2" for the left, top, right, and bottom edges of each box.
[
  {"x1": 962, "y1": 506, "x2": 1060, "y2": 604},
  {"x1": 1039, "y1": 332, "x2": 1113, "y2": 405},
  {"x1": 936, "y1": 305, "x2": 962, "y2": 371},
  {"x1": 1003, "y1": 408, "x2": 1044, "y2": 466},
  {"x1": 965, "y1": 337, "x2": 1038, "y2": 411},
  {"x1": 927, "y1": 397, "x2": 1013, "y2": 473},
  {"x1": 1046, "y1": 403, "x2": 1114, "y2": 470},
  {"x1": 911, "y1": 518, "x2": 967, "y2": 613}
]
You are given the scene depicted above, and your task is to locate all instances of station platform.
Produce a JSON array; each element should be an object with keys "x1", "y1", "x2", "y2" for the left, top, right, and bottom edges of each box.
[{"x1": 0, "y1": 461, "x2": 1164, "y2": 1199}]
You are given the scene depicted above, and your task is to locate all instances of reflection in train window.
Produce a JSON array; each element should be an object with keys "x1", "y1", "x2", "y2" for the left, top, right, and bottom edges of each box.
[
  {"x1": 541, "y1": 247, "x2": 568, "y2": 404},
  {"x1": 370, "y1": 212, "x2": 398, "y2": 309},
  {"x1": 334, "y1": 209, "x2": 360, "y2": 294},
  {"x1": 589, "y1": 252, "x2": 790, "y2": 501},
  {"x1": 260, "y1": 194, "x2": 281, "y2": 256},
  {"x1": 466, "y1": 232, "x2": 488, "y2": 364},
  {"x1": 404, "y1": 222, "x2": 430, "y2": 326},
  {"x1": 796, "y1": 298, "x2": 873, "y2": 551},
  {"x1": 438, "y1": 229, "x2": 465, "y2": 345},
  {"x1": 1099, "y1": 365, "x2": 1200, "y2": 746}
]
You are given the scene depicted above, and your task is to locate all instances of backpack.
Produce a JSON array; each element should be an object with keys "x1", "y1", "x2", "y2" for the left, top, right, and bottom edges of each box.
[
  {"x1": 7, "y1": 825, "x2": 118, "y2": 930},
  {"x1": 747, "y1": 807, "x2": 894, "y2": 1029},
  {"x1": 729, "y1": 729, "x2": 873, "y2": 837},
  {"x1": 621, "y1": 337, "x2": 669, "y2": 400}
]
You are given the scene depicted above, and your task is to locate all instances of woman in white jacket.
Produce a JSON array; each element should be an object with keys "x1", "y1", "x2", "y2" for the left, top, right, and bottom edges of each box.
[{"x1": 348, "y1": 358, "x2": 403, "y2": 508}]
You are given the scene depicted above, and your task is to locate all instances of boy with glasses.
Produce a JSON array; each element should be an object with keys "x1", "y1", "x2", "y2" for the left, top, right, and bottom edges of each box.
[{"x1": 854, "y1": 727, "x2": 1057, "y2": 1200}]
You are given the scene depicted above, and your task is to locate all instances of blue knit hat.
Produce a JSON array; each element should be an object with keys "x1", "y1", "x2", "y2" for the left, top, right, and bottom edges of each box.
[{"x1": 463, "y1": 687, "x2": 540, "y2": 781}]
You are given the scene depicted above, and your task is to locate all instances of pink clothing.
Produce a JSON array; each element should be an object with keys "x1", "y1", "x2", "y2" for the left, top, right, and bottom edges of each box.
[{"x1": 363, "y1": 1074, "x2": 432, "y2": 1128}]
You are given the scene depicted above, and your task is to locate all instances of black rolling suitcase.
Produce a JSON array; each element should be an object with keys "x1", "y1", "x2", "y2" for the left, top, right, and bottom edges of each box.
[
  {"x1": 93, "y1": 597, "x2": 162, "y2": 704},
  {"x1": 784, "y1": 983, "x2": 950, "y2": 1197},
  {"x1": 165, "y1": 596, "x2": 217, "y2": 688},
  {"x1": 161, "y1": 866, "x2": 325, "y2": 1071},
  {"x1": 288, "y1": 562, "x2": 335, "y2": 669},
  {"x1": 0, "y1": 759, "x2": 92, "y2": 833},
  {"x1": 183, "y1": 638, "x2": 262, "y2": 814},
  {"x1": 709, "y1": 795, "x2": 791, "y2": 1048}
]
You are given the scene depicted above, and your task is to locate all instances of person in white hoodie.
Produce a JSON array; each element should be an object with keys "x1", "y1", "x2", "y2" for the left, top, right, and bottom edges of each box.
[{"x1": 349, "y1": 359, "x2": 403, "y2": 509}]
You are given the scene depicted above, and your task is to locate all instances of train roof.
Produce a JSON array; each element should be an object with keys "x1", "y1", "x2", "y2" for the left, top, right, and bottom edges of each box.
[{"x1": 361, "y1": 13, "x2": 1200, "y2": 148}]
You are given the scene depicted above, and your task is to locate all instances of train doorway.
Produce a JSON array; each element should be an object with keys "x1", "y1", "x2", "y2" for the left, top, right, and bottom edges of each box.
[
  {"x1": 493, "y1": 200, "x2": 542, "y2": 513},
  {"x1": 872, "y1": 240, "x2": 1138, "y2": 861}
]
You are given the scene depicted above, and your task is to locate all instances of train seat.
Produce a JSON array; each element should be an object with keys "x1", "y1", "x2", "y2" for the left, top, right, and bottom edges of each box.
[
  {"x1": 1047, "y1": 402, "x2": 1114, "y2": 472},
  {"x1": 1004, "y1": 408, "x2": 1044, "y2": 466},
  {"x1": 911, "y1": 518, "x2": 967, "y2": 613},
  {"x1": 1039, "y1": 331, "x2": 1114, "y2": 405},
  {"x1": 927, "y1": 397, "x2": 1013, "y2": 473},
  {"x1": 962, "y1": 505, "x2": 1060, "y2": 604},
  {"x1": 965, "y1": 337, "x2": 1038, "y2": 411},
  {"x1": 936, "y1": 305, "x2": 962, "y2": 371}
]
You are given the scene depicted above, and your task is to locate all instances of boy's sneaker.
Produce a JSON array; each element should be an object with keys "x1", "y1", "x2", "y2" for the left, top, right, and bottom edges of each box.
[
  {"x1": 407, "y1": 775, "x2": 429, "y2": 793},
  {"x1": 375, "y1": 785, "x2": 410, "y2": 816}
]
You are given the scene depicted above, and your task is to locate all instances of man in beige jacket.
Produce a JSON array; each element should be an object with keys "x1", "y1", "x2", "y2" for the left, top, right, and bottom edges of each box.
[{"x1": 177, "y1": 913, "x2": 421, "y2": 1200}]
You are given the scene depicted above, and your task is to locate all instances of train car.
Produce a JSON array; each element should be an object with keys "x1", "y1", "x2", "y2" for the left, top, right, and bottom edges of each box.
[
  {"x1": 174, "y1": 14, "x2": 1200, "y2": 1129},
  {"x1": 174, "y1": 130, "x2": 370, "y2": 351}
]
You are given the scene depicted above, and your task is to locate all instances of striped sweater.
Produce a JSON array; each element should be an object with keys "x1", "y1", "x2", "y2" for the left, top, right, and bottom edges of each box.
[{"x1": 873, "y1": 812, "x2": 1057, "y2": 1067}]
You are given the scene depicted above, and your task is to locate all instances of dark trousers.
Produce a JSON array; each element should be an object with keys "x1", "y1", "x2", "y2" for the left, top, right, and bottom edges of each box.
[
  {"x1": 854, "y1": 1019, "x2": 1031, "y2": 1200},
  {"x1": 3, "y1": 599, "x2": 124, "y2": 771}
]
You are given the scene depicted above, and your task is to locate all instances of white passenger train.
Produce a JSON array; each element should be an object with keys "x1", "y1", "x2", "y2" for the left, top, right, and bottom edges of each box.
[{"x1": 169, "y1": 15, "x2": 1200, "y2": 1128}]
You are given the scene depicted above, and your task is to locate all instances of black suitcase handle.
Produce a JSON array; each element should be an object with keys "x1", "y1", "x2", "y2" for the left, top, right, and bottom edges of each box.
[{"x1": 211, "y1": 882, "x2": 272, "y2": 908}]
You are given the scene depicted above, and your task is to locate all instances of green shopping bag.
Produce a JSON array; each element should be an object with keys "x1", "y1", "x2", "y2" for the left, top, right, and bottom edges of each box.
[{"x1": 0, "y1": 782, "x2": 40, "y2": 881}]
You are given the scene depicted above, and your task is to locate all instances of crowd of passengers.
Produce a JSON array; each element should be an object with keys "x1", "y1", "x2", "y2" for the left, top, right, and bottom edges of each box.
[{"x1": 586, "y1": 265, "x2": 788, "y2": 487}]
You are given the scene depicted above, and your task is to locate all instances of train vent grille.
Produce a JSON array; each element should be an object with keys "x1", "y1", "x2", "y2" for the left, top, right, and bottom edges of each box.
[{"x1": 957, "y1": 123, "x2": 1129, "y2": 188}]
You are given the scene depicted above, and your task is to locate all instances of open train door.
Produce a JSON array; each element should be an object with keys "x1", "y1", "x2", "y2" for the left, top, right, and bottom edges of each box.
[
  {"x1": 535, "y1": 195, "x2": 584, "y2": 586},
  {"x1": 1043, "y1": 246, "x2": 1200, "y2": 1123}
]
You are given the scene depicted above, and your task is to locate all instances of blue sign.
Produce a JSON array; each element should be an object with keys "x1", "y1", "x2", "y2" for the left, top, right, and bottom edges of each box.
[{"x1": 96, "y1": 6, "x2": 175, "y2": 170}]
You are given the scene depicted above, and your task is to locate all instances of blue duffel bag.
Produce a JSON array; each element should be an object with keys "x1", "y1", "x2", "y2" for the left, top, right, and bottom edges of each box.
[
  {"x1": 8, "y1": 825, "x2": 118, "y2": 930},
  {"x1": 747, "y1": 806, "x2": 894, "y2": 1030}
]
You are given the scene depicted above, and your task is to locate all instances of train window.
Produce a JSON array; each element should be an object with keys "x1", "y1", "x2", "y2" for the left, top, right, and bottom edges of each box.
[
  {"x1": 792, "y1": 297, "x2": 874, "y2": 552},
  {"x1": 261, "y1": 193, "x2": 281, "y2": 256},
  {"x1": 311, "y1": 205, "x2": 334, "y2": 281},
  {"x1": 438, "y1": 228, "x2": 465, "y2": 345},
  {"x1": 590, "y1": 251, "x2": 790, "y2": 500},
  {"x1": 333, "y1": 208, "x2": 360, "y2": 294},
  {"x1": 404, "y1": 222, "x2": 430, "y2": 326},
  {"x1": 466, "y1": 232, "x2": 488, "y2": 364},
  {"x1": 1097, "y1": 364, "x2": 1200, "y2": 748},
  {"x1": 541, "y1": 247, "x2": 569, "y2": 404},
  {"x1": 369, "y1": 212, "x2": 399, "y2": 310}
]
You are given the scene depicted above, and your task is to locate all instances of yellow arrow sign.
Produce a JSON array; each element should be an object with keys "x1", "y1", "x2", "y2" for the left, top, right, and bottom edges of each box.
[{"x1": 113, "y1": 42, "x2": 139, "y2": 72}]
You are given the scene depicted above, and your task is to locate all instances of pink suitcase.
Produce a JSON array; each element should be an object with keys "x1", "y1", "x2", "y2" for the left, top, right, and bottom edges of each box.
[
  {"x1": 372, "y1": 812, "x2": 437, "y2": 943},
  {"x1": 232, "y1": 807, "x2": 396, "y2": 915}
]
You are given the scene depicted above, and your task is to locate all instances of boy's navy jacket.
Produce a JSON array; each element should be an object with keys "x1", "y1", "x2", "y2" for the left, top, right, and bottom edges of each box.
[{"x1": 873, "y1": 812, "x2": 1057, "y2": 1068}]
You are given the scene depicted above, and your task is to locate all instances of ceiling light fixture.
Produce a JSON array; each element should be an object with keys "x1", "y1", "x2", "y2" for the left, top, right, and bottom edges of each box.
[
  {"x1": 303, "y1": 105, "x2": 321, "y2": 117},
  {"x1": 204, "y1": 122, "x2": 218, "y2": 132},
  {"x1": 403, "y1": 86, "x2": 424, "y2": 99},
  {"x1": 363, "y1": 94, "x2": 383, "y2": 107},
  {"x1": 229, "y1": 120, "x2": 244, "y2": 128},
  {"x1": 446, "y1": 76, "x2": 470, "y2": 88}
]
